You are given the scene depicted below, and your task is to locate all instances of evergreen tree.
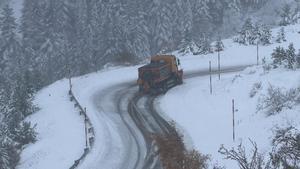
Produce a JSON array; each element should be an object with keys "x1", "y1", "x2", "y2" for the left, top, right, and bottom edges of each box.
[
  {"x1": 276, "y1": 27, "x2": 286, "y2": 43},
  {"x1": 123, "y1": 0, "x2": 150, "y2": 59},
  {"x1": 147, "y1": 0, "x2": 174, "y2": 54},
  {"x1": 235, "y1": 18, "x2": 255, "y2": 45},
  {"x1": 191, "y1": 0, "x2": 212, "y2": 44},
  {"x1": 279, "y1": 3, "x2": 292, "y2": 26},
  {"x1": 286, "y1": 43, "x2": 296, "y2": 69},
  {"x1": 296, "y1": 49, "x2": 300, "y2": 68},
  {"x1": 198, "y1": 34, "x2": 212, "y2": 54},
  {"x1": 259, "y1": 24, "x2": 272, "y2": 45},
  {"x1": 272, "y1": 46, "x2": 286, "y2": 66},
  {"x1": 215, "y1": 36, "x2": 224, "y2": 52},
  {"x1": 0, "y1": 4, "x2": 22, "y2": 74},
  {"x1": 0, "y1": 139, "x2": 9, "y2": 169},
  {"x1": 13, "y1": 121, "x2": 36, "y2": 146}
]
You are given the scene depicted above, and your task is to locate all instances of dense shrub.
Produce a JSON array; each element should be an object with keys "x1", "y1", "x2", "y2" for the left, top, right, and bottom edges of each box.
[
  {"x1": 153, "y1": 123, "x2": 209, "y2": 169},
  {"x1": 271, "y1": 43, "x2": 298, "y2": 69},
  {"x1": 257, "y1": 85, "x2": 298, "y2": 116},
  {"x1": 250, "y1": 82, "x2": 262, "y2": 98}
]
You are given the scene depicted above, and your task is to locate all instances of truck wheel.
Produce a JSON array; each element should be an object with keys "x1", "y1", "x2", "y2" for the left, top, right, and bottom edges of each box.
[
  {"x1": 177, "y1": 76, "x2": 183, "y2": 84},
  {"x1": 162, "y1": 83, "x2": 168, "y2": 94}
]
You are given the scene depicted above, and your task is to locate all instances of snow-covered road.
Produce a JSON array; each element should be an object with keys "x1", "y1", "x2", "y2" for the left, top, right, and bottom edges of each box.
[{"x1": 78, "y1": 83, "x2": 147, "y2": 169}]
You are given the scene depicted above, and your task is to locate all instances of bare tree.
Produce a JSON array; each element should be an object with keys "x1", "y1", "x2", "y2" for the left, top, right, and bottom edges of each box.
[{"x1": 219, "y1": 140, "x2": 270, "y2": 169}]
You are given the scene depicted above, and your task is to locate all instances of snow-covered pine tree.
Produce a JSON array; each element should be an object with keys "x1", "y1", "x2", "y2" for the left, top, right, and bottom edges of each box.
[
  {"x1": 123, "y1": 0, "x2": 150, "y2": 60},
  {"x1": 21, "y1": 0, "x2": 46, "y2": 89},
  {"x1": 291, "y1": 0, "x2": 300, "y2": 24},
  {"x1": 296, "y1": 49, "x2": 300, "y2": 68},
  {"x1": 147, "y1": 0, "x2": 174, "y2": 54},
  {"x1": 21, "y1": 0, "x2": 45, "y2": 52},
  {"x1": 226, "y1": 0, "x2": 241, "y2": 12},
  {"x1": 259, "y1": 24, "x2": 272, "y2": 45},
  {"x1": 235, "y1": 18, "x2": 254, "y2": 45},
  {"x1": 215, "y1": 36, "x2": 224, "y2": 52},
  {"x1": 173, "y1": 0, "x2": 192, "y2": 49},
  {"x1": 0, "y1": 138, "x2": 10, "y2": 169},
  {"x1": 2, "y1": 139, "x2": 19, "y2": 169},
  {"x1": 0, "y1": 4, "x2": 22, "y2": 75},
  {"x1": 286, "y1": 43, "x2": 296, "y2": 69},
  {"x1": 253, "y1": 22, "x2": 261, "y2": 44},
  {"x1": 272, "y1": 46, "x2": 286, "y2": 67},
  {"x1": 191, "y1": 0, "x2": 212, "y2": 45},
  {"x1": 198, "y1": 33, "x2": 212, "y2": 54},
  {"x1": 276, "y1": 27, "x2": 286, "y2": 43},
  {"x1": 279, "y1": 3, "x2": 292, "y2": 26},
  {"x1": 38, "y1": 0, "x2": 66, "y2": 82},
  {"x1": 13, "y1": 121, "x2": 36, "y2": 146}
]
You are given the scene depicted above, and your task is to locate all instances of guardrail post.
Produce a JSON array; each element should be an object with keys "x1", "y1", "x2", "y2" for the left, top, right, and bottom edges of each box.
[
  {"x1": 84, "y1": 107, "x2": 88, "y2": 149},
  {"x1": 67, "y1": 79, "x2": 94, "y2": 169}
]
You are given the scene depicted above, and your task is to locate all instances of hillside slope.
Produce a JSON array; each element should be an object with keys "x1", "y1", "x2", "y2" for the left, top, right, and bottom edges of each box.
[{"x1": 159, "y1": 24, "x2": 300, "y2": 168}]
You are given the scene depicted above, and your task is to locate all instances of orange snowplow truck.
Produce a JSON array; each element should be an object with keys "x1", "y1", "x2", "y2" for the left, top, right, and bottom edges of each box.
[{"x1": 137, "y1": 55, "x2": 183, "y2": 94}]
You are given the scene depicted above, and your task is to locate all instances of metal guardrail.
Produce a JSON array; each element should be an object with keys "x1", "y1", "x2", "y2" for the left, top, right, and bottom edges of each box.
[{"x1": 68, "y1": 78, "x2": 95, "y2": 169}]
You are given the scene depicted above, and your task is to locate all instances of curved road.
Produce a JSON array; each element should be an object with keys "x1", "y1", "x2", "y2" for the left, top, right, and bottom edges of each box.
[{"x1": 90, "y1": 65, "x2": 250, "y2": 169}]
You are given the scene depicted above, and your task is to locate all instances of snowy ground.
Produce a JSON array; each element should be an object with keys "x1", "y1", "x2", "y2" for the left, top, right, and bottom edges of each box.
[
  {"x1": 17, "y1": 23, "x2": 300, "y2": 169},
  {"x1": 158, "y1": 67, "x2": 300, "y2": 168},
  {"x1": 17, "y1": 66, "x2": 142, "y2": 169},
  {"x1": 159, "y1": 24, "x2": 300, "y2": 168},
  {"x1": 17, "y1": 80, "x2": 85, "y2": 169}
]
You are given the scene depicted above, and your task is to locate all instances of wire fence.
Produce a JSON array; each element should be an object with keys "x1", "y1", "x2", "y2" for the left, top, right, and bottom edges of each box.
[{"x1": 68, "y1": 78, "x2": 95, "y2": 169}]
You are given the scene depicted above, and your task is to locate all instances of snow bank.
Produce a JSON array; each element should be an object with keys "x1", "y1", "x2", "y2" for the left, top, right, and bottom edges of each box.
[{"x1": 17, "y1": 80, "x2": 85, "y2": 169}]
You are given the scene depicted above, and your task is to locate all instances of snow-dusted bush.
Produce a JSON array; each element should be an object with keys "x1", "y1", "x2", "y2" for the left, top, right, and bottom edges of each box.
[
  {"x1": 219, "y1": 140, "x2": 269, "y2": 169},
  {"x1": 262, "y1": 59, "x2": 272, "y2": 74},
  {"x1": 257, "y1": 85, "x2": 298, "y2": 116},
  {"x1": 249, "y1": 82, "x2": 262, "y2": 98},
  {"x1": 13, "y1": 122, "x2": 37, "y2": 147},
  {"x1": 271, "y1": 43, "x2": 297, "y2": 69},
  {"x1": 270, "y1": 127, "x2": 300, "y2": 168}
]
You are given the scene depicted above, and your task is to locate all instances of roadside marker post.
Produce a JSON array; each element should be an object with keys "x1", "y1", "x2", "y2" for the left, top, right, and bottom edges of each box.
[
  {"x1": 209, "y1": 61, "x2": 212, "y2": 95},
  {"x1": 232, "y1": 99, "x2": 235, "y2": 142},
  {"x1": 218, "y1": 50, "x2": 221, "y2": 80},
  {"x1": 257, "y1": 42, "x2": 259, "y2": 65}
]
